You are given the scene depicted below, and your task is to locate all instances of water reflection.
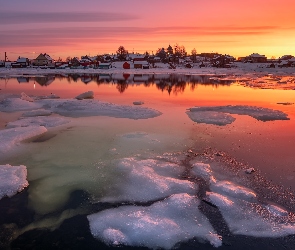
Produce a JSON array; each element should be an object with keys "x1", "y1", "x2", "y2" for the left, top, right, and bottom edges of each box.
[{"x1": 3, "y1": 73, "x2": 235, "y2": 94}]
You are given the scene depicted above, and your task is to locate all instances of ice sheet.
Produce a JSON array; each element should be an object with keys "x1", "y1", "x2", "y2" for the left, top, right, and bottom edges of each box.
[
  {"x1": 88, "y1": 193, "x2": 222, "y2": 249},
  {"x1": 0, "y1": 97, "x2": 161, "y2": 120},
  {"x1": 101, "y1": 158, "x2": 196, "y2": 203},
  {"x1": 187, "y1": 105, "x2": 289, "y2": 125},
  {"x1": 6, "y1": 116, "x2": 70, "y2": 128},
  {"x1": 0, "y1": 164, "x2": 29, "y2": 200},
  {"x1": 0, "y1": 126, "x2": 47, "y2": 154},
  {"x1": 207, "y1": 192, "x2": 295, "y2": 237}
]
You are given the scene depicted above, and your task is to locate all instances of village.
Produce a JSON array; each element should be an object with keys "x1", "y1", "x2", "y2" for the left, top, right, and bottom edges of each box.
[{"x1": 1, "y1": 45, "x2": 295, "y2": 70}]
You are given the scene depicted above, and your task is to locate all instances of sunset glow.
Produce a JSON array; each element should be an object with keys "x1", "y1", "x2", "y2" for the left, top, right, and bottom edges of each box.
[{"x1": 1, "y1": 0, "x2": 295, "y2": 61}]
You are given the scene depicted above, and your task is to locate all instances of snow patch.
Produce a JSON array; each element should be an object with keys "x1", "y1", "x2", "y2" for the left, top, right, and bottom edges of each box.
[
  {"x1": 88, "y1": 193, "x2": 222, "y2": 249},
  {"x1": 0, "y1": 164, "x2": 29, "y2": 200},
  {"x1": 101, "y1": 158, "x2": 195, "y2": 203},
  {"x1": 75, "y1": 91, "x2": 94, "y2": 100},
  {"x1": 22, "y1": 109, "x2": 52, "y2": 117}
]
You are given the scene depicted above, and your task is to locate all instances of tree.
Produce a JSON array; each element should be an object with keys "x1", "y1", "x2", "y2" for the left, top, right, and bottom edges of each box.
[
  {"x1": 167, "y1": 45, "x2": 173, "y2": 55},
  {"x1": 155, "y1": 48, "x2": 166, "y2": 61},
  {"x1": 57, "y1": 57, "x2": 63, "y2": 62},
  {"x1": 191, "y1": 48, "x2": 197, "y2": 62},
  {"x1": 116, "y1": 46, "x2": 128, "y2": 61},
  {"x1": 174, "y1": 44, "x2": 187, "y2": 57},
  {"x1": 66, "y1": 56, "x2": 72, "y2": 62}
]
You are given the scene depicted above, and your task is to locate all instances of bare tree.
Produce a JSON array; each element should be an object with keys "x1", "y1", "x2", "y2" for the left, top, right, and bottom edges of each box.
[{"x1": 116, "y1": 46, "x2": 128, "y2": 61}]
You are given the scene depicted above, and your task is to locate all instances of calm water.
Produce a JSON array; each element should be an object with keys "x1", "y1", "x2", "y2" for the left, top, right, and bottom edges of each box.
[{"x1": 0, "y1": 73, "x2": 295, "y2": 249}]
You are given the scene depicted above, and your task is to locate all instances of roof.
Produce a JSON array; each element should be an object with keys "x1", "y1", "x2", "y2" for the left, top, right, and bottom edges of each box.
[
  {"x1": 16, "y1": 57, "x2": 28, "y2": 63},
  {"x1": 134, "y1": 61, "x2": 149, "y2": 65},
  {"x1": 249, "y1": 53, "x2": 266, "y2": 58}
]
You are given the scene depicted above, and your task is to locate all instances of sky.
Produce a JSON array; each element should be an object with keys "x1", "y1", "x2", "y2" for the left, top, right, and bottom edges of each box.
[{"x1": 1, "y1": 0, "x2": 295, "y2": 61}]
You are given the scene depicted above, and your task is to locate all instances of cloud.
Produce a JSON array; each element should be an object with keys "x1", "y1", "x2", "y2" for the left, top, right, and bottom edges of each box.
[
  {"x1": 0, "y1": 25, "x2": 284, "y2": 48},
  {"x1": 0, "y1": 11, "x2": 138, "y2": 24}
]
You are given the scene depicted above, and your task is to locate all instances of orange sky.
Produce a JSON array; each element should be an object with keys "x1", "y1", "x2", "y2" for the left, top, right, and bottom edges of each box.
[{"x1": 1, "y1": 0, "x2": 295, "y2": 61}]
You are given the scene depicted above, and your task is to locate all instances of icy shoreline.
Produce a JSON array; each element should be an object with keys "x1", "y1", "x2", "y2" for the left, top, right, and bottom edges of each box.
[{"x1": 0, "y1": 62, "x2": 295, "y2": 78}]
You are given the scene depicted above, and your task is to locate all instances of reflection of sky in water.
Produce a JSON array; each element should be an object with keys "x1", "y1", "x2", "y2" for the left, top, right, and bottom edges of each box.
[{"x1": 0, "y1": 74, "x2": 295, "y2": 248}]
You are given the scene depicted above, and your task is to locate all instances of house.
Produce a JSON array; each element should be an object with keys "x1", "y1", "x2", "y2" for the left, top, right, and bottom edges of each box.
[
  {"x1": 70, "y1": 57, "x2": 81, "y2": 67},
  {"x1": 0, "y1": 60, "x2": 4, "y2": 67},
  {"x1": 134, "y1": 61, "x2": 149, "y2": 69},
  {"x1": 98, "y1": 63, "x2": 111, "y2": 69},
  {"x1": 123, "y1": 61, "x2": 131, "y2": 69},
  {"x1": 33, "y1": 53, "x2": 54, "y2": 66},
  {"x1": 11, "y1": 57, "x2": 30, "y2": 68},
  {"x1": 245, "y1": 53, "x2": 267, "y2": 63}
]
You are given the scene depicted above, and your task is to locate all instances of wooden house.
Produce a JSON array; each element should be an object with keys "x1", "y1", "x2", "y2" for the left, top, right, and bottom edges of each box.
[
  {"x1": 134, "y1": 61, "x2": 149, "y2": 69},
  {"x1": 33, "y1": 53, "x2": 54, "y2": 66}
]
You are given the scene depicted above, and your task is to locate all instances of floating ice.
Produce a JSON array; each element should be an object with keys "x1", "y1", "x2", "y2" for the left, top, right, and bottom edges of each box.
[
  {"x1": 0, "y1": 98, "x2": 43, "y2": 112},
  {"x1": 41, "y1": 99, "x2": 162, "y2": 119},
  {"x1": 88, "y1": 193, "x2": 222, "y2": 249},
  {"x1": 6, "y1": 116, "x2": 70, "y2": 128},
  {"x1": 0, "y1": 164, "x2": 29, "y2": 200},
  {"x1": 0, "y1": 126, "x2": 47, "y2": 154},
  {"x1": 22, "y1": 109, "x2": 52, "y2": 117},
  {"x1": 187, "y1": 105, "x2": 289, "y2": 125},
  {"x1": 101, "y1": 158, "x2": 195, "y2": 203},
  {"x1": 21, "y1": 92, "x2": 34, "y2": 102},
  {"x1": 0, "y1": 97, "x2": 161, "y2": 120},
  {"x1": 75, "y1": 91, "x2": 94, "y2": 100},
  {"x1": 186, "y1": 111, "x2": 236, "y2": 126},
  {"x1": 207, "y1": 191, "x2": 295, "y2": 237},
  {"x1": 133, "y1": 101, "x2": 144, "y2": 105}
]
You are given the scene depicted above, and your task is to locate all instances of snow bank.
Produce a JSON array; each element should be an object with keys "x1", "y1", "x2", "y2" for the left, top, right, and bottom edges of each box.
[
  {"x1": 101, "y1": 158, "x2": 195, "y2": 203},
  {"x1": 0, "y1": 164, "x2": 29, "y2": 200},
  {"x1": 0, "y1": 126, "x2": 47, "y2": 154},
  {"x1": 88, "y1": 193, "x2": 222, "y2": 249},
  {"x1": 6, "y1": 116, "x2": 69, "y2": 128},
  {"x1": 187, "y1": 105, "x2": 289, "y2": 125}
]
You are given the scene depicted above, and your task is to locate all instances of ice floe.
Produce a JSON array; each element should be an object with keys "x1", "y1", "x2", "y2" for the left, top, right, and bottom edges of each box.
[
  {"x1": 88, "y1": 193, "x2": 222, "y2": 249},
  {"x1": 0, "y1": 164, "x2": 29, "y2": 200},
  {"x1": 0, "y1": 98, "x2": 43, "y2": 112},
  {"x1": 6, "y1": 116, "x2": 70, "y2": 128},
  {"x1": 22, "y1": 109, "x2": 52, "y2": 117},
  {"x1": 20, "y1": 92, "x2": 34, "y2": 102},
  {"x1": 186, "y1": 111, "x2": 236, "y2": 126},
  {"x1": 75, "y1": 91, "x2": 94, "y2": 100},
  {"x1": 0, "y1": 126, "x2": 47, "y2": 154},
  {"x1": 206, "y1": 191, "x2": 295, "y2": 237},
  {"x1": 0, "y1": 95, "x2": 162, "y2": 120},
  {"x1": 187, "y1": 105, "x2": 289, "y2": 125},
  {"x1": 101, "y1": 158, "x2": 195, "y2": 203}
]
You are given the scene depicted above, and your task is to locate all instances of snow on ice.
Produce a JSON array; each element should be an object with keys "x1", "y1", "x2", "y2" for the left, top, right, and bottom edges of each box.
[
  {"x1": 6, "y1": 116, "x2": 70, "y2": 128},
  {"x1": 0, "y1": 164, "x2": 29, "y2": 200},
  {"x1": 0, "y1": 96, "x2": 162, "y2": 120},
  {"x1": 0, "y1": 126, "x2": 47, "y2": 154},
  {"x1": 88, "y1": 193, "x2": 222, "y2": 249},
  {"x1": 187, "y1": 105, "x2": 289, "y2": 125},
  {"x1": 100, "y1": 158, "x2": 196, "y2": 203},
  {"x1": 191, "y1": 161, "x2": 295, "y2": 238}
]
